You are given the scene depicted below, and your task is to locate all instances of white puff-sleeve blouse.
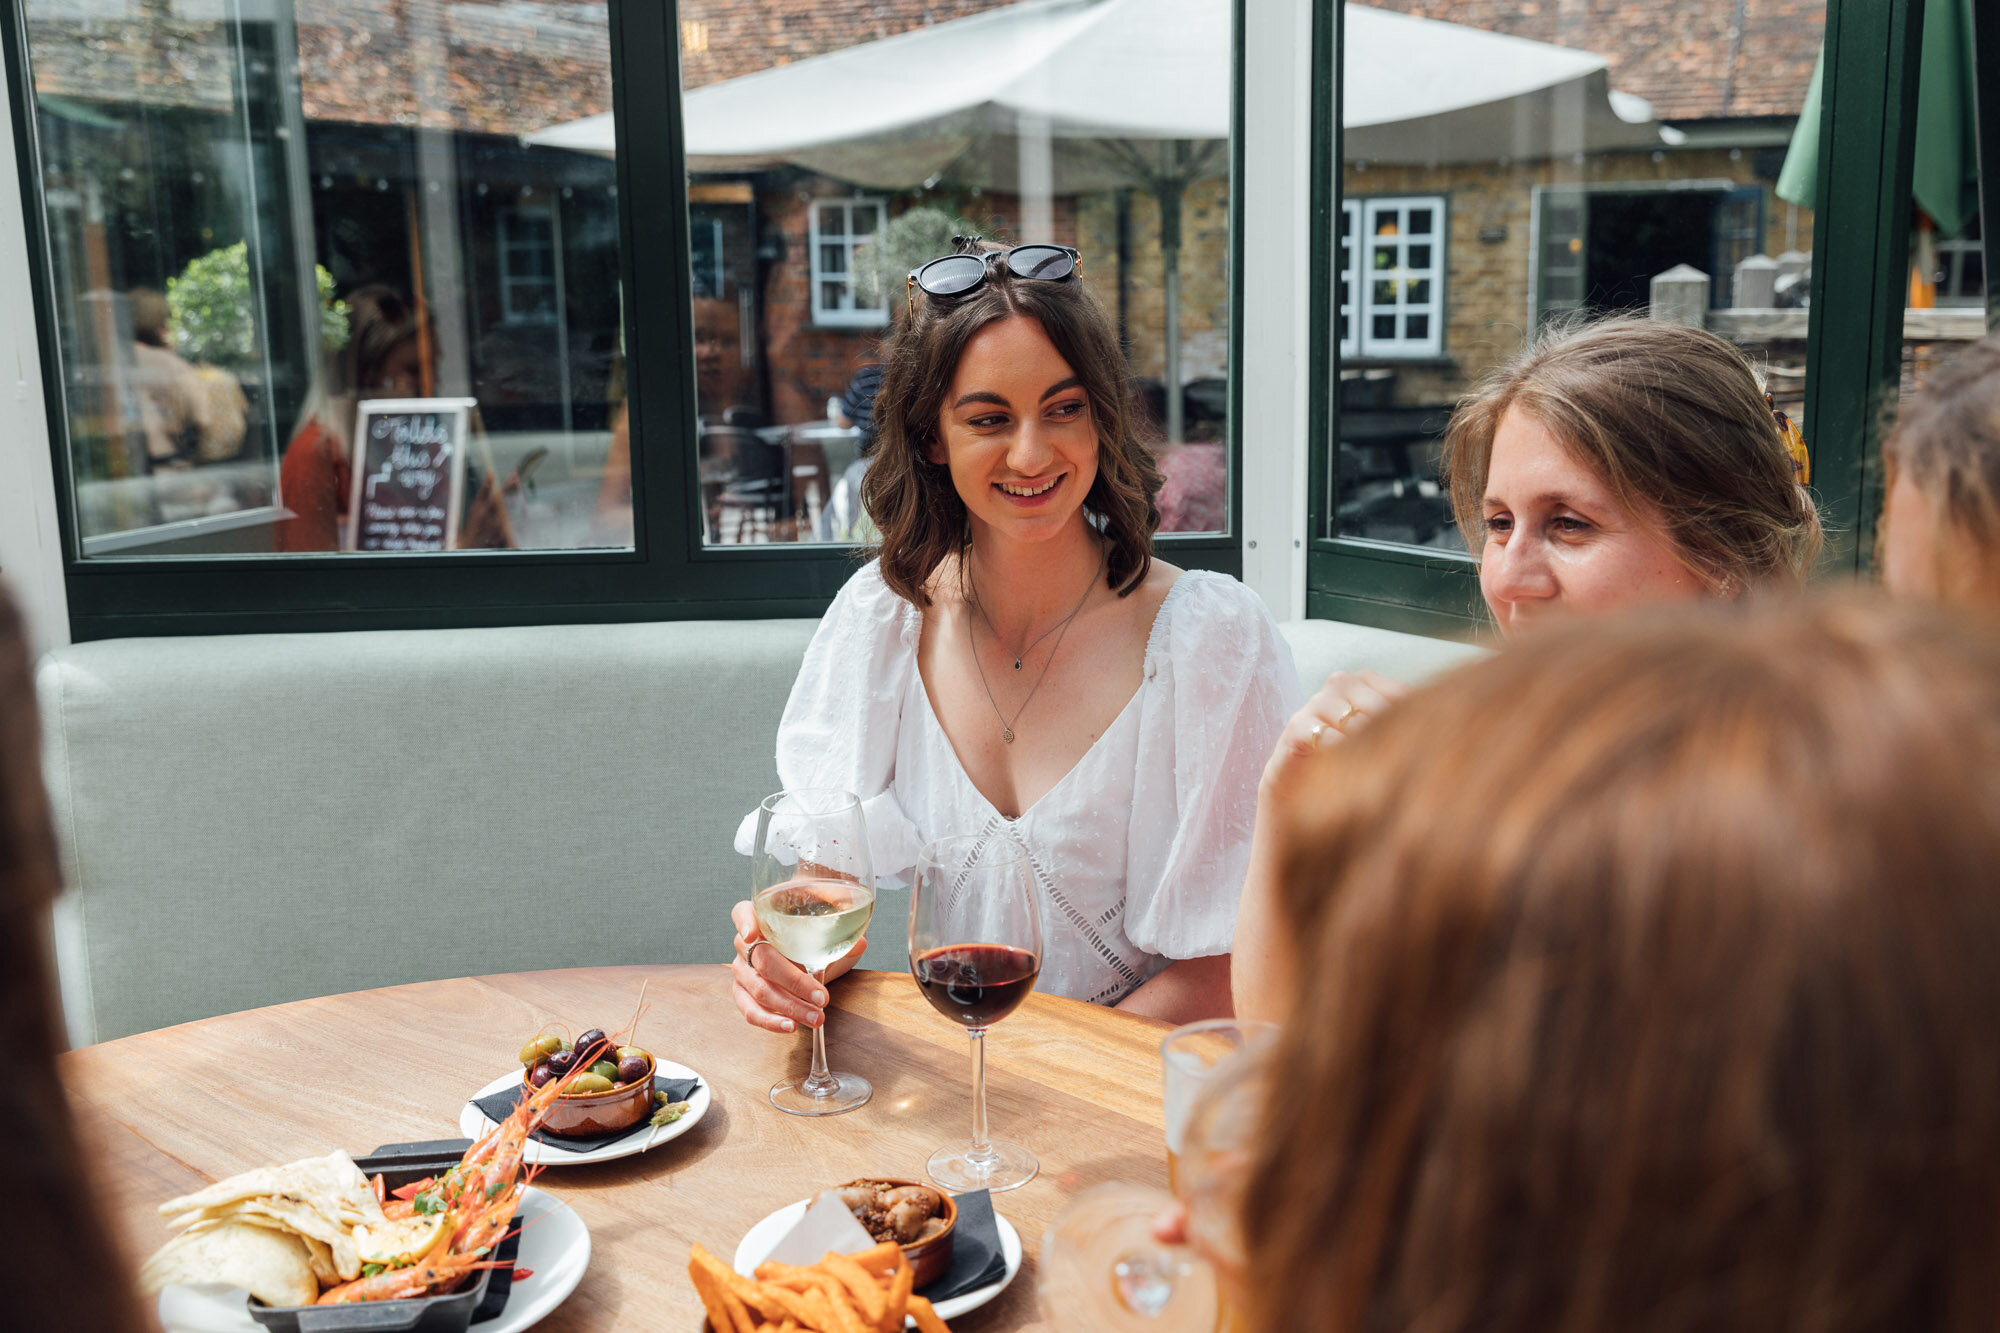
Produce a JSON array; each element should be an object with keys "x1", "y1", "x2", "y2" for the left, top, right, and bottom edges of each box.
[{"x1": 736, "y1": 559, "x2": 1300, "y2": 1006}]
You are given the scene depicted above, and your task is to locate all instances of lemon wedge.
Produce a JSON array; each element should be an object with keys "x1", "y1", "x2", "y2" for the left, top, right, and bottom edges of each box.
[{"x1": 353, "y1": 1212, "x2": 446, "y2": 1269}]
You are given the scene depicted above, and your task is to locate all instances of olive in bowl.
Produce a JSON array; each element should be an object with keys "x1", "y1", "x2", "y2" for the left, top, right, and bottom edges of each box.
[{"x1": 519, "y1": 1031, "x2": 658, "y2": 1137}]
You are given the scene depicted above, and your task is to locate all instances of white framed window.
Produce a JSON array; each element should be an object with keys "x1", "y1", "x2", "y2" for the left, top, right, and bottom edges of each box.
[
  {"x1": 1339, "y1": 195, "x2": 1445, "y2": 359},
  {"x1": 809, "y1": 197, "x2": 887, "y2": 328},
  {"x1": 1936, "y1": 216, "x2": 1985, "y2": 308},
  {"x1": 498, "y1": 206, "x2": 559, "y2": 324}
]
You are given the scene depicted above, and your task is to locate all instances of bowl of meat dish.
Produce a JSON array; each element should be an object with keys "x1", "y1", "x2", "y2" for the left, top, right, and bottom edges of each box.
[
  {"x1": 519, "y1": 1026, "x2": 656, "y2": 1138},
  {"x1": 834, "y1": 1179, "x2": 955, "y2": 1287}
]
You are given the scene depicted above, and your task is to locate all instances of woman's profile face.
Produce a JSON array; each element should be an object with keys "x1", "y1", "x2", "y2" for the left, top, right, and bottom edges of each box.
[
  {"x1": 1880, "y1": 469, "x2": 1942, "y2": 599},
  {"x1": 930, "y1": 314, "x2": 1098, "y2": 545},
  {"x1": 1479, "y1": 404, "x2": 1703, "y2": 635},
  {"x1": 363, "y1": 337, "x2": 423, "y2": 400}
]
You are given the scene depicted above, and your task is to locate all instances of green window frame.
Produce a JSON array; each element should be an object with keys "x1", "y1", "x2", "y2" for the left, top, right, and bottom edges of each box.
[
  {"x1": 3, "y1": 0, "x2": 1246, "y2": 641},
  {"x1": 1306, "y1": 0, "x2": 1987, "y2": 638}
]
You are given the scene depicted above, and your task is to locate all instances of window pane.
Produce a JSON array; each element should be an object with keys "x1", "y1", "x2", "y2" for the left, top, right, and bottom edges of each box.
[
  {"x1": 23, "y1": 0, "x2": 630, "y2": 557},
  {"x1": 683, "y1": 0, "x2": 1235, "y2": 544},
  {"x1": 1331, "y1": 3, "x2": 1827, "y2": 553}
]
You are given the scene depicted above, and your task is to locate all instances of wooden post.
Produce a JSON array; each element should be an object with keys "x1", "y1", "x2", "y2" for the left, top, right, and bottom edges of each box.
[
  {"x1": 1733, "y1": 253, "x2": 1779, "y2": 308},
  {"x1": 1649, "y1": 264, "x2": 1709, "y2": 327}
]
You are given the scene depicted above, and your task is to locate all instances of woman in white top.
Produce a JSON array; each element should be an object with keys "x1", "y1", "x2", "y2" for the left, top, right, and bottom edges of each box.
[{"x1": 730, "y1": 238, "x2": 1298, "y2": 1031}]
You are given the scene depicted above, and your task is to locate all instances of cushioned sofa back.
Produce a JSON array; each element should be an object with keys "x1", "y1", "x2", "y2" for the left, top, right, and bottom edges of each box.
[
  {"x1": 38, "y1": 620, "x2": 823, "y2": 1044},
  {"x1": 39, "y1": 612, "x2": 1487, "y2": 1045}
]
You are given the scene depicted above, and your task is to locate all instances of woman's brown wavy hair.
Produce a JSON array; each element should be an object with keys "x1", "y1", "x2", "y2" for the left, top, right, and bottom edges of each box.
[
  {"x1": 862, "y1": 241, "x2": 1161, "y2": 604},
  {"x1": 1245, "y1": 594, "x2": 2000, "y2": 1333},
  {"x1": 0, "y1": 590, "x2": 151, "y2": 1329},
  {"x1": 1442, "y1": 315, "x2": 1823, "y2": 593}
]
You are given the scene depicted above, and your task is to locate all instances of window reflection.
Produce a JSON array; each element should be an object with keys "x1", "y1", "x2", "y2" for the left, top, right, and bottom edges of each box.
[
  {"x1": 1331, "y1": 2, "x2": 1833, "y2": 551},
  {"x1": 24, "y1": 0, "x2": 628, "y2": 558}
]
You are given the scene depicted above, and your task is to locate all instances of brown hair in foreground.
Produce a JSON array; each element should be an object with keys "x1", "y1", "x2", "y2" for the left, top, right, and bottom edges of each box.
[
  {"x1": 0, "y1": 588, "x2": 151, "y2": 1331},
  {"x1": 1246, "y1": 594, "x2": 2000, "y2": 1333},
  {"x1": 1882, "y1": 335, "x2": 2000, "y2": 606},
  {"x1": 862, "y1": 240, "x2": 1161, "y2": 604},
  {"x1": 1442, "y1": 315, "x2": 1823, "y2": 591}
]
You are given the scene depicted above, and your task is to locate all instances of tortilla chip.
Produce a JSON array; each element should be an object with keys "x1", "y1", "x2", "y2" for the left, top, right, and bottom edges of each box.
[{"x1": 139, "y1": 1219, "x2": 320, "y2": 1309}]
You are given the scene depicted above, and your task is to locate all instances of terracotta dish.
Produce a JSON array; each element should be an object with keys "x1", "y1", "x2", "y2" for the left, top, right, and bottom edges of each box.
[
  {"x1": 836, "y1": 1178, "x2": 957, "y2": 1289},
  {"x1": 539, "y1": 1055, "x2": 655, "y2": 1138}
]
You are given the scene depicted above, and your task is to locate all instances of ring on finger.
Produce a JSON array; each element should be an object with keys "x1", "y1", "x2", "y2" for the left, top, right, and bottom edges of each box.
[
  {"x1": 1307, "y1": 721, "x2": 1329, "y2": 747},
  {"x1": 1334, "y1": 703, "x2": 1365, "y2": 732},
  {"x1": 745, "y1": 938, "x2": 778, "y2": 970}
]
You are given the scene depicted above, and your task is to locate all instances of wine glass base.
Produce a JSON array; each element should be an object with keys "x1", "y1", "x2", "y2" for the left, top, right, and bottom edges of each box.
[
  {"x1": 769, "y1": 1072, "x2": 872, "y2": 1117},
  {"x1": 927, "y1": 1139, "x2": 1039, "y2": 1193}
]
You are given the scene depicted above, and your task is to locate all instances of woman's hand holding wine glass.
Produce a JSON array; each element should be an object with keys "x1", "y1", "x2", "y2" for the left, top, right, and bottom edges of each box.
[{"x1": 729, "y1": 899, "x2": 867, "y2": 1034}]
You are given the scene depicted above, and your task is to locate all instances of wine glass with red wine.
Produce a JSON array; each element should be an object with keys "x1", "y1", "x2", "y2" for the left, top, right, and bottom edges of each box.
[{"x1": 909, "y1": 834, "x2": 1045, "y2": 1193}]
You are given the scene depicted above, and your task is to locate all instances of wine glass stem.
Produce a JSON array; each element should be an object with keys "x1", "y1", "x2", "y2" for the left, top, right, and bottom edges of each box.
[
  {"x1": 802, "y1": 968, "x2": 836, "y2": 1096},
  {"x1": 967, "y1": 1026, "x2": 993, "y2": 1165}
]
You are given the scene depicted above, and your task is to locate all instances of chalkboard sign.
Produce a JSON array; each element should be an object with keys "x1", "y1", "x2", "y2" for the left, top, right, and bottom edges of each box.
[{"x1": 344, "y1": 397, "x2": 477, "y2": 552}]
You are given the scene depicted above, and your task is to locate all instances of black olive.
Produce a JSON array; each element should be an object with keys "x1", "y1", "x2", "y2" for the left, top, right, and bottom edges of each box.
[{"x1": 546, "y1": 1048, "x2": 577, "y2": 1077}]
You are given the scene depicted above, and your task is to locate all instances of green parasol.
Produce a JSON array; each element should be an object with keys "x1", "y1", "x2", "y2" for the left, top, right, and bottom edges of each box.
[{"x1": 1777, "y1": 0, "x2": 1979, "y2": 237}]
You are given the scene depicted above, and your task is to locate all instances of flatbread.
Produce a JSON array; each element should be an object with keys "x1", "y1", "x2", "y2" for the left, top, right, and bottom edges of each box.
[
  {"x1": 139, "y1": 1219, "x2": 320, "y2": 1309},
  {"x1": 158, "y1": 1150, "x2": 379, "y2": 1228},
  {"x1": 175, "y1": 1197, "x2": 365, "y2": 1279}
]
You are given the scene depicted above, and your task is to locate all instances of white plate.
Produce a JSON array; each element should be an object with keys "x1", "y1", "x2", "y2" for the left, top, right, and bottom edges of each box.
[
  {"x1": 155, "y1": 1184, "x2": 588, "y2": 1333},
  {"x1": 731, "y1": 1198, "x2": 1022, "y2": 1325},
  {"x1": 459, "y1": 1059, "x2": 712, "y2": 1165}
]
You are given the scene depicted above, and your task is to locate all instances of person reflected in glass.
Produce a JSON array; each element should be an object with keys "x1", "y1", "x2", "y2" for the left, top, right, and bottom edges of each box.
[
  {"x1": 0, "y1": 587, "x2": 153, "y2": 1330},
  {"x1": 1879, "y1": 335, "x2": 2000, "y2": 608},
  {"x1": 129, "y1": 286, "x2": 247, "y2": 471},
  {"x1": 1238, "y1": 594, "x2": 2000, "y2": 1332},
  {"x1": 276, "y1": 284, "x2": 511, "y2": 553},
  {"x1": 1236, "y1": 316, "x2": 1824, "y2": 1020},
  {"x1": 729, "y1": 238, "x2": 1300, "y2": 1031}
]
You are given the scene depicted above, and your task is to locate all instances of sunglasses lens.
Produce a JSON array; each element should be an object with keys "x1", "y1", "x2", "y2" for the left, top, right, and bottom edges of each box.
[
  {"x1": 918, "y1": 255, "x2": 987, "y2": 297},
  {"x1": 1007, "y1": 246, "x2": 1075, "y2": 281}
]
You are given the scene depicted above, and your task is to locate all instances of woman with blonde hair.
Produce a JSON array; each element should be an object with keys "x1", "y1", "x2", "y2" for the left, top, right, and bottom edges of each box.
[
  {"x1": 1236, "y1": 316, "x2": 1824, "y2": 1018},
  {"x1": 1880, "y1": 335, "x2": 2000, "y2": 606},
  {"x1": 0, "y1": 587, "x2": 152, "y2": 1329},
  {"x1": 1239, "y1": 595, "x2": 2000, "y2": 1332}
]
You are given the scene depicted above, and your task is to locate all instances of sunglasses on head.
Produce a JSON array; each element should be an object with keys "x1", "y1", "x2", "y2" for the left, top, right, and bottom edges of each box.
[{"x1": 906, "y1": 242, "x2": 1083, "y2": 312}]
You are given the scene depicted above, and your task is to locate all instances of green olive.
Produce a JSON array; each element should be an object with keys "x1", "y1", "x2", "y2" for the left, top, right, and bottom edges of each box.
[
  {"x1": 518, "y1": 1033, "x2": 563, "y2": 1067},
  {"x1": 588, "y1": 1059, "x2": 619, "y2": 1081},
  {"x1": 567, "y1": 1073, "x2": 615, "y2": 1094},
  {"x1": 616, "y1": 1046, "x2": 649, "y2": 1062}
]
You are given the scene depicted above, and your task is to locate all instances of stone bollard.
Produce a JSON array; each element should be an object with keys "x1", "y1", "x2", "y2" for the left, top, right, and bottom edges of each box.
[
  {"x1": 1733, "y1": 253, "x2": 1778, "y2": 308},
  {"x1": 1649, "y1": 264, "x2": 1709, "y2": 327}
]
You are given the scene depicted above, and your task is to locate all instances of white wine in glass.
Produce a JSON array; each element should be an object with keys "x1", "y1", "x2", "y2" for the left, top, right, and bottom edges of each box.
[{"x1": 750, "y1": 789, "x2": 875, "y2": 1116}]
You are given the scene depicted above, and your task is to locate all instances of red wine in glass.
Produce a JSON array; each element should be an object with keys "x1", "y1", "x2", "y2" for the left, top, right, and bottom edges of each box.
[{"x1": 913, "y1": 943, "x2": 1041, "y2": 1028}]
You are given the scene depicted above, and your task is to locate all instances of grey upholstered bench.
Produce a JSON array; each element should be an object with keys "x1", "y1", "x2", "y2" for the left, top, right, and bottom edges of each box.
[{"x1": 37, "y1": 614, "x2": 1483, "y2": 1044}]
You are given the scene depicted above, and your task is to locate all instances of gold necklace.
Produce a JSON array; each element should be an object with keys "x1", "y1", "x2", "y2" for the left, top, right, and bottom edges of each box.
[{"x1": 966, "y1": 544, "x2": 1107, "y2": 743}]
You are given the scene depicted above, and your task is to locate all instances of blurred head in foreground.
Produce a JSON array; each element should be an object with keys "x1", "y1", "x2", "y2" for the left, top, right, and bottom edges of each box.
[
  {"x1": 1881, "y1": 335, "x2": 2000, "y2": 608},
  {"x1": 1245, "y1": 594, "x2": 2000, "y2": 1333},
  {"x1": 0, "y1": 586, "x2": 148, "y2": 1329},
  {"x1": 1443, "y1": 317, "x2": 1822, "y2": 635}
]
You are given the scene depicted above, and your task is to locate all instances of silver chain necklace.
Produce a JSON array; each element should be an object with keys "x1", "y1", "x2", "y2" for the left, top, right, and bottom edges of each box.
[{"x1": 966, "y1": 543, "x2": 1107, "y2": 744}]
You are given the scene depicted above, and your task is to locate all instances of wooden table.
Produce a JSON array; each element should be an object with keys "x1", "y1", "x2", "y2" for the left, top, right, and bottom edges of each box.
[{"x1": 64, "y1": 965, "x2": 1175, "y2": 1330}]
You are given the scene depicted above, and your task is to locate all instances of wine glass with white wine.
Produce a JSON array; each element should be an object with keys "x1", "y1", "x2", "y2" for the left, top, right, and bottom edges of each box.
[{"x1": 750, "y1": 788, "x2": 875, "y2": 1116}]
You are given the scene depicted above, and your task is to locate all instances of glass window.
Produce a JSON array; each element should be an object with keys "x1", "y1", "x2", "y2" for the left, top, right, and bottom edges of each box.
[
  {"x1": 20, "y1": 0, "x2": 629, "y2": 558},
  {"x1": 669, "y1": 1, "x2": 1238, "y2": 547},
  {"x1": 1325, "y1": 4, "x2": 1828, "y2": 564}
]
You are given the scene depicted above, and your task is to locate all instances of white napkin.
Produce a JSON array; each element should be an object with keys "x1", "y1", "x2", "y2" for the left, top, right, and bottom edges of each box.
[
  {"x1": 763, "y1": 1191, "x2": 880, "y2": 1267},
  {"x1": 157, "y1": 1284, "x2": 259, "y2": 1333}
]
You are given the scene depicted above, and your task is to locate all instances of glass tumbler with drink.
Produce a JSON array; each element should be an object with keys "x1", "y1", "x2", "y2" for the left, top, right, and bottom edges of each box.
[
  {"x1": 750, "y1": 788, "x2": 876, "y2": 1116},
  {"x1": 908, "y1": 834, "x2": 1044, "y2": 1192},
  {"x1": 1038, "y1": 1020, "x2": 1276, "y2": 1329}
]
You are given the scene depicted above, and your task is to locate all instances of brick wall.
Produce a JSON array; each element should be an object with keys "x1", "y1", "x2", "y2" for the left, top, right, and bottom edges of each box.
[{"x1": 1347, "y1": 146, "x2": 1815, "y2": 409}]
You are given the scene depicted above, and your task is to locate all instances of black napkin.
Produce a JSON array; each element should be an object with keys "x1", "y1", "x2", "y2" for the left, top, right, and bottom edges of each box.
[
  {"x1": 469, "y1": 1223, "x2": 524, "y2": 1323},
  {"x1": 918, "y1": 1189, "x2": 1008, "y2": 1303},
  {"x1": 470, "y1": 1074, "x2": 702, "y2": 1154}
]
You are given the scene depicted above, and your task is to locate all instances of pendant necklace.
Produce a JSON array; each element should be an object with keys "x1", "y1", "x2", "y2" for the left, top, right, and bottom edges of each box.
[{"x1": 967, "y1": 543, "x2": 1107, "y2": 744}]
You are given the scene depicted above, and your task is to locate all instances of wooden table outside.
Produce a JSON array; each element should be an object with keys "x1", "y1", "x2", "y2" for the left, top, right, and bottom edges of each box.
[{"x1": 64, "y1": 965, "x2": 1176, "y2": 1331}]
